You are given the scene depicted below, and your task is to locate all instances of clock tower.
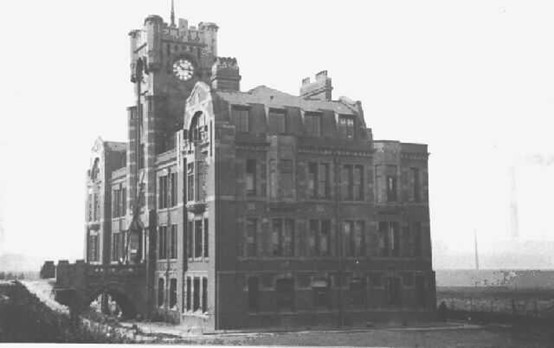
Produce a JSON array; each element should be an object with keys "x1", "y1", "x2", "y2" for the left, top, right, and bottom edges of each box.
[{"x1": 126, "y1": 13, "x2": 218, "y2": 264}]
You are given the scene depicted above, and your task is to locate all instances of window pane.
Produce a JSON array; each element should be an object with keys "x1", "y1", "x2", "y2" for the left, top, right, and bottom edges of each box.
[
  {"x1": 308, "y1": 163, "x2": 317, "y2": 199},
  {"x1": 202, "y1": 277, "x2": 208, "y2": 313},
  {"x1": 195, "y1": 220, "x2": 202, "y2": 258},
  {"x1": 203, "y1": 219, "x2": 209, "y2": 258},
  {"x1": 320, "y1": 220, "x2": 331, "y2": 256},
  {"x1": 246, "y1": 159, "x2": 256, "y2": 196},
  {"x1": 305, "y1": 113, "x2": 321, "y2": 136},
  {"x1": 272, "y1": 219, "x2": 282, "y2": 256},
  {"x1": 246, "y1": 218, "x2": 257, "y2": 257},
  {"x1": 158, "y1": 278, "x2": 165, "y2": 307},
  {"x1": 169, "y1": 278, "x2": 177, "y2": 308},
  {"x1": 269, "y1": 110, "x2": 286, "y2": 134}
]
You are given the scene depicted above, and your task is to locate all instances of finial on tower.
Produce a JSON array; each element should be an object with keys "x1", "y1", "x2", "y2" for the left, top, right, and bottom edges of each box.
[{"x1": 170, "y1": 0, "x2": 176, "y2": 27}]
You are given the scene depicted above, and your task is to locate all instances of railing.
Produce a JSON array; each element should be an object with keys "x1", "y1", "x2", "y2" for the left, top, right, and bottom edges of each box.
[{"x1": 87, "y1": 264, "x2": 145, "y2": 277}]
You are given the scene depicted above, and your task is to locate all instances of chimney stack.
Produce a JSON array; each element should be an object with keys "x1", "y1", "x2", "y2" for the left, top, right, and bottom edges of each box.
[
  {"x1": 300, "y1": 70, "x2": 333, "y2": 101},
  {"x1": 211, "y1": 57, "x2": 241, "y2": 91}
]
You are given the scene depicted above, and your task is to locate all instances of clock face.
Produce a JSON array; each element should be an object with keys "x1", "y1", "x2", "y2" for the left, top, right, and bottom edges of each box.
[{"x1": 173, "y1": 59, "x2": 194, "y2": 81}]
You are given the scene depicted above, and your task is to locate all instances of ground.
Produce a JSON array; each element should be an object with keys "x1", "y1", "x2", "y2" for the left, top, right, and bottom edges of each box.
[
  {"x1": 11, "y1": 280, "x2": 554, "y2": 346},
  {"x1": 114, "y1": 321, "x2": 553, "y2": 347}
]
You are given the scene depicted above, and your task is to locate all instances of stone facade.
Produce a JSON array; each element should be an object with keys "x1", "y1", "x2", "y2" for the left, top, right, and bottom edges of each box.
[{"x1": 84, "y1": 12, "x2": 435, "y2": 330}]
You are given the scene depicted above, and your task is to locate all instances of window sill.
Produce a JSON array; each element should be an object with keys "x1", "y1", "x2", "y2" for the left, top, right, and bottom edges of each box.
[{"x1": 182, "y1": 311, "x2": 209, "y2": 318}]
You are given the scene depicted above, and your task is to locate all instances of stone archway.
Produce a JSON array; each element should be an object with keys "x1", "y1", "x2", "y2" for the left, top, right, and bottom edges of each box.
[{"x1": 87, "y1": 287, "x2": 137, "y2": 320}]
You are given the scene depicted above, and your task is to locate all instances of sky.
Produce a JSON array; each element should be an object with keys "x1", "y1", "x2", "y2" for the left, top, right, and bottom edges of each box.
[{"x1": 0, "y1": 0, "x2": 553, "y2": 267}]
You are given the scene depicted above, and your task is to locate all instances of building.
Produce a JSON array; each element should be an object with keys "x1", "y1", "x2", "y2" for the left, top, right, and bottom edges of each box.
[{"x1": 83, "y1": 10, "x2": 435, "y2": 330}]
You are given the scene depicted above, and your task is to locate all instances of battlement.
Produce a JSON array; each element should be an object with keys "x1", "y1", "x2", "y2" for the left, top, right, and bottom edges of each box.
[{"x1": 129, "y1": 13, "x2": 219, "y2": 73}]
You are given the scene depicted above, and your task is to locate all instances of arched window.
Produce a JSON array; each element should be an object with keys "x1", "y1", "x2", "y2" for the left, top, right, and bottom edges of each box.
[{"x1": 189, "y1": 111, "x2": 207, "y2": 143}]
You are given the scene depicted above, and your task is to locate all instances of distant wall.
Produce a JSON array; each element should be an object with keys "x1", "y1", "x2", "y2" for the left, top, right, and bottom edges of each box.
[{"x1": 436, "y1": 269, "x2": 554, "y2": 289}]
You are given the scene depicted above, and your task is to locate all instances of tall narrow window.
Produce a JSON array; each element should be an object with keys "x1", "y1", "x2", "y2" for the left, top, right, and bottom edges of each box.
[
  {"x1": 187, "y1": 163, "x2": 194, "y2": 202},
  {"x1": 113, "y1": 189, "x2": 119, "y2": 217},
  {"x1": 379, "y1": 222, "x2": 388, "y2": 257},
  {"x1": 354, "y1": 221, "x2": 365, "y2": 257},
  {"x1": 170, "y1": 172, "x2": 178, "y2": 206},
  {"x1": 203, "y1": 218, "x2": 209, "y2": 258},
  {"x1": 308, "y1": 220, "x2": 318, "y2": 256},
  {"x1": 158, "y1": 226, "x2": 167, "y2": 260},
  {"x1": 354, "y1": 165, "x2": 364, "y2": 201},
  {"x1": 269, "y1": 109, "x2": 286, "y2": 134},
  {"x1": 415, "y1": 275, "x2": 426, "y2": 307},
  {"x1": 197, "y1": 161, "x2": 207, "y2": 201},
  {"x1": 169, "y1": 278, "x2": 177, "y2": 308},
  {"x1": 413, "y1": 222, "x2": 422, "y2": 257},
  {"x1": 245, "y1": 218, "x2": 257, "y2": 257},
  {"x1": 342, "y1": 221, "x2": 353, "y2": 257},
  {"x1": 186, "y1": 277, "x2": 192, "y2": 311},
  {"x1": 193, "y1": 277, "x2": 200, "y2": 311},
  {"x1": 386, "y1": 277, "x2": 402, "y2": 306},
  {"x1": 248, "y1": 277, "x2": 259, "y2": 312},
  {"x1": 271, "y1": 219, "x2": 282, "y2": 256},
  {"x1": 186, "y1": 221, "x2": 193, "y2": 259},
  {"x1": 386, "y1": 165, "x2": 398, "y2": 202},
  {"x1": 269, "y1": 159, "x2": 278, "y2": 199},
  {"x1": 283, "y1": 219, "x2": 295, "y2": 257},
  {"x1": 304, "y1": 112, "x2": 321, "y2": 136},
  {"x1": 121, "y1": 188, "x2": 126, "y2": 215},
  {"x1": 280, "y1": 160, "x2": 294, "y2": 199},
  {"x1": 246, "y1": 159, "x2": 257, "y2": 196},
  {"x1": 139, "y1": 144, "x2": 145, "y2": 169},
  {"x1": 158, "y1": 175, "x2": 168, "y2": 209},
  {"x1": 342, "y1": 165, "x2": 354, "y2": 200},
  {"x1": 379, "y1": 221, "x2": 400, "y2": 257},
  {"x1": 391, "y1": 222, "x2": 400, "y2": 256},
  {"x1": 170, "y1": 225, "x2": 177, "y2": 259},
  {"x1": 320, "y1": 220, "x2": 331, "y2": 257},
  {"x1": 318, "y1": 163, "x2": 330, "y2": 199},
  {"x1": 411, "y1": 167, "x2": 420, "y2": 202},
  {"x1": 308, "y1": 162, "x2": 318, "y2": 199},
  {"x1": 158, "y1": 278, "x2": 165, "y2": 307},
  {"x1": 202, "y1": 277, "x2": 208, "y2": 313},
  {"x1": 231, "y1": 106, "x2": 249, "y2": 132},
  {"x1": 93, "y1": 193, "x2": 99, "y2": 221},
  {"x1": 195, "y1": 220, "x2": 202, "y2": 258},
  {"x1": 111, "y1": 234, "x2": 117, "y2": 261}
]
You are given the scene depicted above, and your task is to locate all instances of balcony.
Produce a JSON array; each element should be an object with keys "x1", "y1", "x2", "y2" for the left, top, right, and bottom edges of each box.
[{"x1": 186, "y1": 200, "x2": 206, "y2": 214}]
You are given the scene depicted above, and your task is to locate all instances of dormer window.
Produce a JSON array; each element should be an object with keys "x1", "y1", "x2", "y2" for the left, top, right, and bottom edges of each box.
[
  {"x1": 304, "y1": 112, "x2": 321, "y2": 136},
  {"x1": 338, "y1": 115, "x2": 355, "y2": 139},
  {"x1": 231, "y1": 106, "x2": 250, "y2": 132},
  {"x1": 268, "y1": 109, "x2": 286, "y2": 134}
]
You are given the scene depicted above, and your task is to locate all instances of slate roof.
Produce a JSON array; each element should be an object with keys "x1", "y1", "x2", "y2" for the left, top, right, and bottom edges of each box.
[{"x1": 215, "y1": 85, "x2": 361, "y2": 115}]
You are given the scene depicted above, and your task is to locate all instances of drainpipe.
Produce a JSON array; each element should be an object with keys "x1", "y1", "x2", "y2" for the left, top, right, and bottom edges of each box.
[{"x1": 334, "y1": 153, "x2": 344, "y2": 327}]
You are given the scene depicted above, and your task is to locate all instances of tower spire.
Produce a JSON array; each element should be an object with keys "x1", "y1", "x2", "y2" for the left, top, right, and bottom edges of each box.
[{"x1": 170, "y1": 0, "x2": 176, "y2": 27}]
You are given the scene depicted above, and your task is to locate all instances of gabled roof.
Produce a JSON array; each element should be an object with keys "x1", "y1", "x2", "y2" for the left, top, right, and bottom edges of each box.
[{"x1": 215, "y1": 85, "x2": 361, "y2": 115}]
